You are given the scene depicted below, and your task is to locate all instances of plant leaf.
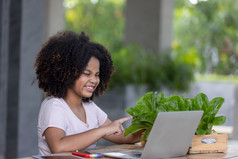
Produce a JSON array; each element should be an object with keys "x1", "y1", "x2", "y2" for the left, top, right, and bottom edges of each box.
[
  {"x1": 134, "y1": 104, "x2": 152, "y2": 115},
  {"x1": 156, "y1": 92, "x2": 164, "y2": 103},
  {"x1": 195, "y1": 127, "x2": 206, "y2": 135},
  {"x1": 125, "y1": 107, "x2": 136, "y2": 117},
  {"x1": 124, "y1": 124, "x2": 147, "y2": 136},
  {"x1": 168, "y1": 95, "x2": 186, "y2": 111},
  {"x1": 194, "y1": 93, "x2": 209, "y2": 111},
  {"x1": 212, "y1": 116, "x2": 226, "y2": 125},
  {"x1": 208, "y1": 97, "x2": 225, "y2": 117},
  {"x1": 141, "y1": 127, "x2": 152, "y2": 141},
  {"x1": 136, "y1": 92, "x2": 153, "y2": 108},
  {"x1": 191, "y1": 99, "x2": 200, "y2": 110},
  {"x1": 184, "y1": 98, "x2": 192, "y2": 110},
  {"x1": 137, "y1": 112, "x2": 157, "y2": 124},
  {"x1": 125, "y1": 92, "x2": 226, "y2": 137}
]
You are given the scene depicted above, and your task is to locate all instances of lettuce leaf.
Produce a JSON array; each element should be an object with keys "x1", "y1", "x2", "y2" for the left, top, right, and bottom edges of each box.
[{"x1": 124, "y1": 92, "x2": 226, "y2": 140}]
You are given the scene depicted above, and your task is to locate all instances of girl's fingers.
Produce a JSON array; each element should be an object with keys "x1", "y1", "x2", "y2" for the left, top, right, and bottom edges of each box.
[
  {"x1": 117, "y1": 116, "x2": 132, "y2": 124},
  {"x1": 121, "y1": 125, "x2": 125, "y2": 132},
  {"x1": 113, "y1": 123, "x2": 125, "y2": 135}
]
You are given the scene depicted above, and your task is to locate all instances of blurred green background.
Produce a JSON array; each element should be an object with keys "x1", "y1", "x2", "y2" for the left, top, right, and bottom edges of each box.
[{"x1": 64, "y1": 0, "x2": 238, "y2": 91}]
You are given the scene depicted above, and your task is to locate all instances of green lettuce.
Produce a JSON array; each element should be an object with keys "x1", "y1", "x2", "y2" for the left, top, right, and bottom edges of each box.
[{"x1": 124, "y1": 92, "x2": 226, "y2": 141}]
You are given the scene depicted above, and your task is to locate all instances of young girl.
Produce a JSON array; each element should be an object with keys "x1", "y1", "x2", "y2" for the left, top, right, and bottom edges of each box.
[{"x1": 34, "y1": 31, "x2": 141, "y2": 155}]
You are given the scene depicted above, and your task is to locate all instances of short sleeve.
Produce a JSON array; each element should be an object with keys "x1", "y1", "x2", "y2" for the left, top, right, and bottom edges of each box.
[
  {"x1": 38, "y1": 99, "x2": 67, "y2": 137},
  {"x1": 91, "y1": 102, "x2": 108, "y2": 126}
]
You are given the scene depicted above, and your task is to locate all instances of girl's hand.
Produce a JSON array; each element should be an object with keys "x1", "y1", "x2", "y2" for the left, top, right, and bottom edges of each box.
[{"x1": 103, "y1": 117, "x2": 132, "y2": 136}]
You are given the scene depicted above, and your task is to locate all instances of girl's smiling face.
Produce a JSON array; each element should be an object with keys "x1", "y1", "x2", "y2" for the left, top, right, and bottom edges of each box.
[{"x1": 70, "y1": 56, "x2": 100, "y2": 99}]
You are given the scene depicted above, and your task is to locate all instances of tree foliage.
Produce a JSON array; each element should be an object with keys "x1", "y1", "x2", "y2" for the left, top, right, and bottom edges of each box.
[
  {"x1": 64, "y1": 0, "x2": 125, "y2": 53},
  {"x1": 64, "y1": 0, "x2": 194, "y2": 91},
  {"x1": 174, "y1": 0, "x2": 238, "y2": 75}
]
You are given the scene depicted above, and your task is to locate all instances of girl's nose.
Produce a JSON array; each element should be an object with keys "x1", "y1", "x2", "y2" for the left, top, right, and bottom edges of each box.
[{"x1": 89, "y1": 76, "x2": 98, "y2": 83}]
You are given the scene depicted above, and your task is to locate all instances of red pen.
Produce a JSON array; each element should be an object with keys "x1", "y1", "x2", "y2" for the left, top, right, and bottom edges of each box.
[{"x1": 72, "y1": 151, "x2": 103, "y2": 158}]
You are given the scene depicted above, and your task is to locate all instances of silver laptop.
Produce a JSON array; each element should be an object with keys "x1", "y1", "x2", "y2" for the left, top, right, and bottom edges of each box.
[{"x1": 100, "y1": 111, "x2": 203, "y2": 159}]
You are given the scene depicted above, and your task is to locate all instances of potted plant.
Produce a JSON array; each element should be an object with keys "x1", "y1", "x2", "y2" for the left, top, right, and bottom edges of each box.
[{"x1": 124, "y1": 92, "x2": 227, "y2": 153}]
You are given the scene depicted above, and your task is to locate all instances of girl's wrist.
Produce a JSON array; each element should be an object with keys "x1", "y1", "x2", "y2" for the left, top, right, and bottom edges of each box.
[{"x1": 97, "y1": 126, "x2": 108, "y2": 137}]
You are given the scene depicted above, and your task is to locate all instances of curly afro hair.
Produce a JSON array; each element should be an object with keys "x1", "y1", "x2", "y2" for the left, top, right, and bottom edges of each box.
[{"x1": 34, "y1": 31, "x2": 115, "y2": 102}]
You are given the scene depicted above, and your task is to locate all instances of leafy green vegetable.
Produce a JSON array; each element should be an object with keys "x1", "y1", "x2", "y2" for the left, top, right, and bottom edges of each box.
[{"x1": 124, "y1": 92, "x2": 226, "y2": 141}]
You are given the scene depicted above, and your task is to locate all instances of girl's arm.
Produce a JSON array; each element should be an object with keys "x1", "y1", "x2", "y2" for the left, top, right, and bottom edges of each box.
[
  {"x1": 101, "y1": 118, "x2": 142, "y2": 144},
  {"x1": 44, "y1": 117, "x2": 131, "y2": 153}
]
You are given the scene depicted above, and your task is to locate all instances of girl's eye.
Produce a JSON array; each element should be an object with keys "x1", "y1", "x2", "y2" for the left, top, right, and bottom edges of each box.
[{"x1": 83, "y1": 72, "x2": 90, "y2": 76}]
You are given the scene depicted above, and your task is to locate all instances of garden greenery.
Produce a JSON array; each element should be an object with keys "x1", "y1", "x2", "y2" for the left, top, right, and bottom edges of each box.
[
  {"x1": 124, "y1": 92, "x2": 226, "y2": 141},
  {"x1": 174, "y1": 0, "x2": 238, "y2": 75},
  {"x1": 65, "y1": 0, "x2": 194, "y2": 91},
  {"x1": 110, "y1": 44, "x2": 194, "y2": 91},
  {"x1": 65, "y1": 0, "x2": 238, "y2": 89}
]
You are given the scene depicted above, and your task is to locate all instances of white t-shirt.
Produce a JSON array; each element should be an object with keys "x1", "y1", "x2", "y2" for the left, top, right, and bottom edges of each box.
[{"x1": 38, "y1": 97, "x2": 108, "y2": 155}]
